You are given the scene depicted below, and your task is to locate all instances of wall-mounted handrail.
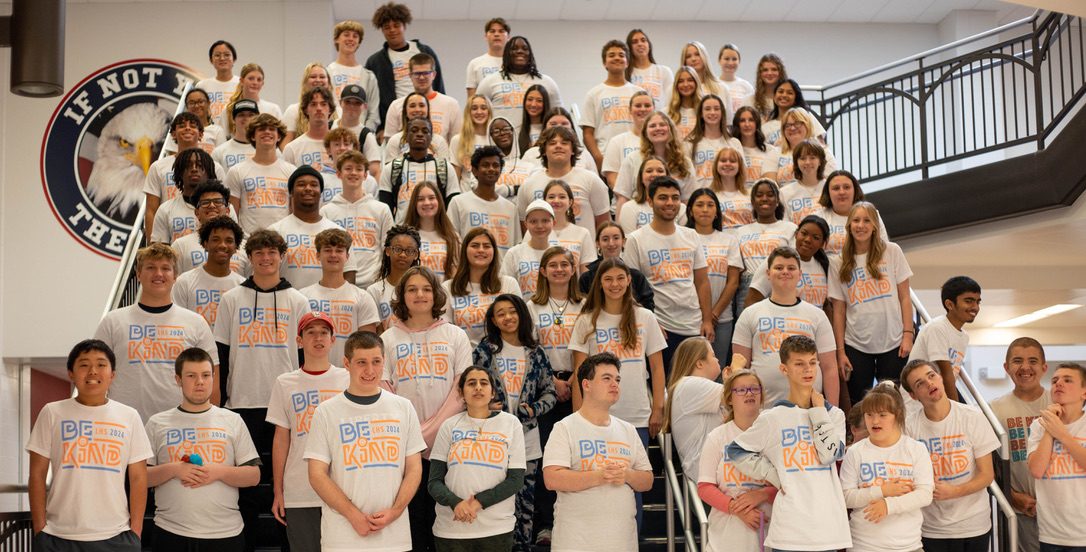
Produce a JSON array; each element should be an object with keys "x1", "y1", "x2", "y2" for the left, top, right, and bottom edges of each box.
[{"x1": 660, "y1": 433, "x2": 705, "y2": 552}]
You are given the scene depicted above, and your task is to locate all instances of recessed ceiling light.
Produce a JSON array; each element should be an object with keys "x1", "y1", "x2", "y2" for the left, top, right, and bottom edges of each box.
[{"x1": 993, "y1": 304, "x2": 1083, "y2": 328}]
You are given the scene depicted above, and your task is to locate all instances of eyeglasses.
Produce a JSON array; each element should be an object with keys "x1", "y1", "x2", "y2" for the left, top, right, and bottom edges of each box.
[
  {"x1": 410, "y1": 70, "x2": 435, "y2": 78},
  {"x1": 389, "y1": 246, "x2": 420, "y2": 257},
  {"x1": 490, "y1": 127, "x2": 513, "y2": 137},
  {"x1": 197, "y1": 198, "x2": 227, "y2": 208},
  {"x1": 783, "y1": 122, "x2": 807, "y2": 130},
  {"x1": 733, "y1": 385, "x2": 762, "y2": 396},
  {"x1": 211, "y1": 53, "x2": 233, "y2": 60}
]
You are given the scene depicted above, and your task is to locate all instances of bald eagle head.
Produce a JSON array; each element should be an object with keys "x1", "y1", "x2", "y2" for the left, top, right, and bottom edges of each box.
[{"x1": 86, "y1": 102, "x2": 172, "y2": 223}]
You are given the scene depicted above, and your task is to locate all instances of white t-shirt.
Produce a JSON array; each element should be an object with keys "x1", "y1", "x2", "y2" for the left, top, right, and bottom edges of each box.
[
  {"x1": 730, "y1": 403, "x2": 851, "y2": 550},
  {"x1": 675, "y1": 106, "x2": 697, "y2": 140},
  {"x1": 743, "y1": 144, "x2": 781, "y2": 181},
  {"x1": 418, "y1": 229, "x2": 455, "y2": 283},
  {"x1": 721, "y1": 78, "x2": 755, "y2": 113},
  {"x1": 489, "y1": 342, "x2": 544, "y2": 460},
  {"x1": 622, "y1": 224, "x2": 708, "y2": 335},
  {"x1": 301, "y1": 282, "x2": 381, "y2": 363},
  {"x1": 94, "y1": 304, "x2": 218, "y2": 421},
  {"x1": 465, "y1": 54, "x2": 503, "y2": 90},
  {"x1": 151, "y1": 197, "x2": 197, "y2": 244},
  {"x1": 828, "y1": 242, "x2": 913, "y2": 354},
  {"x1": 731, "y1": 298, "x2": 836, "y2": 405},
  {"x1": 172, "y1": 266, "x2": 246, "y2": 329},
  {"x1": 601, "y1": 131, "x2": 641, "y2": 176},
  {"x1": 383, "y1": 91, "x2": 462, "y2": 143},
  {"x1": 697, "y1": 421, "x2": 771, "y2": 552},
  {"x1": 431, "y1": 411, "x2": 527, "y2": 539},
  {"x1": 686, "y1": 136, "x2": 743, "y2": 189},
  {"x1": 569, "y1": 308, "x2": 666, "y2": 427},
  {"x1": 840, "y1": 435, "x2": 935, "y2": 552},
  {"x1": 815, "y1": 207, "x2": 889, "y2": 257},
  {"x1": 196, "y1": 76, "x2": 239, "y2": 122},
  {"x1": 552, "y1": 224, "x2": 598, "y2": 267},
  {"x1": 501, "y1": 241, "x2": 552, "y2": 298},
  {"x1": 581, "y1": 82, "x2": 644, "y2": 152},
  {"x1": 385, "y1": 42, "x2": 422, "y2": 99},
  {"x1": 145, "y1": 406, "x2": 260, "y2": 539},
  {"x1": 25, "y1": 399, "x2": 149, "y2": 541},
  {"x1": 381, "y1": 321, "x2": 473, "y2": 426},
  {"x1": 716, "y1": 188, "x2": 754, "y2": 231},
  {"x1": 1028, "y1": 414, "x2": 1086, "y2": 546},
  {"x1": 441, "y1": 276, "x2": 523, "y2": 346},
  {"x1": 366, "y1": 280, "x2": 396, "y2": 326},
  {"x1": 735, "y1": 220, "x2": 797, "y2": 272},
  {"x1": 224, "y1": 158, "x2": 297, "y2": 234},
  {"x1": 517, "y1": 167, "x2": 610, "y2": 241},
  {"x1": 212, "y1": 139, "x2": 256, "y2": 171},
  {"x1": 780, "y1": 180, "x2": 826, "y2": 226},
  {"x1": 629, "y1": 64, "x2": 674, "y2": 110},
  {"x1": 475, "y1": 72, "x2": 564, "y2": 134},
  {"x1": 447, "y1": 192, "x2": 521, "y2": 253},
  {"x1": 910, "y1": 315, "x2": 969, "y2": 374},
  {"x1": 143, "y1": 155, "x2": 226, "y2": 202},
  {"x1": 527, "y1": 300, "x2": 583, "y2": 377},
  {"x1": 614, "y1": 149, "x2": 698, "y2": 202},
  {"x1": 542, "y1": 412, "x2": 652, "y2": 552},
  {"x1": 378, "y1": 155, "x2": 460, "y2": 223},
  {"x1": 672, "y1": 376, "x2": 724, "y2": 480},
  {"x1": 319, "y1": 193, "x2": 394, "y2": 286},
  {"x1": 326, "y1": 61, "x2": 381, "y2": 130},
  {"x1": 171, "y1": 232, "x2": 251, "y2": 276},
  {"x1": 749, "y1": 256, "x2": 830, "y2": 309},
  {"x1": 265, "y1": 367, "x2": 351, "y2": 507},
  {"x1": 303, "y1": 391, "x2": 426, "y2": 552},
  {"x1": 906, "y1": 402, "x2": 1001, "y2": 538},
  {"x1": 214, "y1": 284, "x2": 312, "y2": 408},
  {"x1": 268, "y1": 214, "x2": 346, "y2": 290},
  {"x1": 281, "y1": 134, "x2": 328, "y2": 170},
  {"x1": 695, "y1": 230, "x2": 743, "y2": 323}
]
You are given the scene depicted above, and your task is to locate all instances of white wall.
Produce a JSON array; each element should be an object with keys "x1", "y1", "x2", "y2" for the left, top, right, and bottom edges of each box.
[{"x1": 1, "y1": 2, "x2": 955, "y2": 361}]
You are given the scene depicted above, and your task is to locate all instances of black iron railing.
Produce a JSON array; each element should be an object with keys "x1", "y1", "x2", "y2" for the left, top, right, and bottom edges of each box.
[{"x1": 804, "y1": 11, "x2": 1085, "y2": 183}]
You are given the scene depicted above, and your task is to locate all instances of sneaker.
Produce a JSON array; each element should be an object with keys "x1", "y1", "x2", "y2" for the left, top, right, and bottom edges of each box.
[{"x1": 535, "y1": 528, "x2": 552, "y2": 545}]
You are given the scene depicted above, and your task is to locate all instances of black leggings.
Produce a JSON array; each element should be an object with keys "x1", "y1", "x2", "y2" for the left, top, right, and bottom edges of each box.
[{"x1": 844, "y1": 344, "x2": 908, "y2": 402}]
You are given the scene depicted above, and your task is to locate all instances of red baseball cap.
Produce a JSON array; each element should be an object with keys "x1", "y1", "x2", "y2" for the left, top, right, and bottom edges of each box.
[{"x1": 298, "y1": 312, "x2": 334, "y2": 336}]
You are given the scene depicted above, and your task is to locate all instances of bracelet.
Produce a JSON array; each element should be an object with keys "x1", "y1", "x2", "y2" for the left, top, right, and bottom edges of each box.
[{"x1": 903, "y1": 329, "x2": 915, "y2": 334}]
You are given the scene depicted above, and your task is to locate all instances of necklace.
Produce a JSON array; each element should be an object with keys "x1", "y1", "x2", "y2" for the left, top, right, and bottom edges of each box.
[{"x1": 549, "y1": 297, "x2": 570, "y2": 326}]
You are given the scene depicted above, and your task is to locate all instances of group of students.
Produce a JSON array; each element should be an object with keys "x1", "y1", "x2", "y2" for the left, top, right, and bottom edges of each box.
[{"x1": 26, "y1": 3, "x2": 1086, "y2": 552}]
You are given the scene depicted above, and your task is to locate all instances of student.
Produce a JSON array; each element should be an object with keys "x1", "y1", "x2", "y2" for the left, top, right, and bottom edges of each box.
[
  {"x1": 327, "y1": 20, "x2": 381, "y2": 131},
  {"x1": 367, "y1": 225, "x2": 421, "y2": 328},
  {"x1": 502, "y1": 199, "x2": 557, "y2": 297},
  {"x1": 840, "y1": 386, "x2": 935, "y2": 552},
  {"x1": 282, "y1": 63, "x2": 332, "y2": 145},
  {"x1": 815, "y1": 169, "x2": 888, "y2": 256},
  {"x1": 1027, "y1": 362, "x2": 1086, "y2": 552},
  {"x1": 625, "y1": 29, "x2": 673, "y2": 109},
  {"x1": 544, "y1": 180, "x2": 597, "y2": 270},
  {"x1": 446, "y1": 146, "x2": 521, "y2": 253},
  {"x1": 379, "y1": 117, "x2": 462, "y2": 223},
  {"x1": 282, "y1": 86, "x2": 337, "y2": 169},
  {"x1": 830, "y1": 201, "x2": 914, "y2": 401},
  {"x1": 911, "y1": 276, "x2": 982, "y2": 402},
  {"x1": 618, "y1": 155, "x2": 683, "y2": 234},
  {"x1": 990, "y1": 337, "x2": 1051, "y2": 552},
  {"x1": 331, "y1": 87, "x2": 383, "y2": 179},
  {"x1": 752, "y1": 54, "x2": 787, "y2": 120},
  {"x1": 212, "y1": 99, "x2": 259, "y2": 172},
  {"x1": 779, "y1": 139, "x2": 828, "y2": 224},
  {"x1": 145, "y1": 348, "x2": 261, "y2": 551},
  {"x1": 170, "y1": 182, "x2": 249, "y2": 275},
  {"x1": 542, "y1": 352, "x2": 654, "y2": 552},
  {"x1": 601, "y1": 91, "x2": 656, "y2": 190},
  {"x1": 465, "y1": 18, "x2": 510, "y2": 98},
  {"x1": 404, "y1": 180, "x2": 460, "y2": 282},
  {"x1": 667, "y1": 66, "x2": 702, "y2": 140},
  {"x1": 621, "y1": 177, "x2": 714, "y2": 369},
  {"x1": 320, "y1": 150, "x2": 394, "y2": 286},
  {"x1": 301, "y1": 228, "x2": 381, "y2": 363},
  {"x1": 745, "y1": 215, "x2": 831, "y2": 311},
  {"x1": 442, "y1": 228, "x2": 522, "y2": 347},
  {"x1": 687, "y1": 188, "x2": 742, "y2": 360},
  {"x1": 685, "y1": 94, "x2": 742, "y2": 189},
  {"x1": 450, "y1": 95, "x2": 493, "y2": 182},
  {"x1": 664, "y1": 334, "x2": 725, "y2": 480},
  {"x1": 305, "y1": 330, "x2": 426, "y2": 551},
  {"x1": 172, "y1": 214, "x2": 246, "y2": 329},
  {"x1": 265, "y1": 312, "x2": 350, "y2": 552},
  {"x1": 145, "y1": 114, "x2": 224, "y2": 239},
  {"x1": 382, "y1": 92, "x2": 453, "y2": 161},
  {"x1": 733, "y1": 106, "x2": 780, "y2": 182},
  {"x1": 516, "y1": 126, "x2": 610, "y2": 241},
  {"x1": 475, "y1": 35, "x2": 563, "y2": 133},
  {"x1": 486, "y1": 117, "x2": 526, "y2": 190},
  {"x1": 717, "y1": 44, "x2": 754, "y2": 113},
  {"x1": 578, "y1": 221, "x2": 655, "y2": 310},
  {"x1": 366, "y1": 2, "x2": 445, "y2": 135},
  {"x1": 776, "y1": 108, "x2": 837, "y2": 179},
  {"x1": 173, "y1": 87, "x2": 225, "y2": 153},
  {"x1": 428, "y1": 366, "x2": 526, "y2": 551},
  {"x1": 268, "y1": 166, "x2": 347, "y2": 290},
  {"x1": 697, "y1": 370, "x2": 773, "y2": 552},
  {"x1": 224, "y1": 114, "x2": 297, "y2": 234},
  {"x1": 519, "y1": 108, "x2": 598, "y2": 175},
  {"x1": 681, "y1": 41, "x2": 729, "y2": 104},
  {"x1": 383, "y1": 53, "x2": 462, "y2": 142},
  {"x1": 727, "y1": 335, "x2": 851, "y2": 552},
  {"x1": 472, "y1": 294, "x2": 556, "y2": 551},
  {"x1": 731, "y1": 246, "x2": 839, "y2": 406},
  {"x1": 197, "y1": 40, "x2": 239, "y2": 122},
  {"x1": 220, "y1": 63, "x2": 282, "y2": 131},
  {"x1": 518, "y1": 85, "x2": 550, "y2": 155},
  {"x1": 95, "y1": 243, "x2": 218, "y2": 420},
  {"x1": 614, "y1": 111, "x2": 697, "y2": 213},
  {"x1": 582, "y1": 40, "x2": 642, "y2": 169},
  {"x1": 149, "y1": 148, "x2": 218, "y2": 244},
  {"x1": 27, "y1": 340, "x2": 152, "y2": 552},
  {"x1": 527, "y1": 246, "x2": 585, "y2": 379},
  {"x1": 734, "y1": 178, "x2": 797, "y2": 314},
  {"x1": 381, "y1": 265, "x2": 473, "y2": 551},
  {"x1": 902, "y1": 359, "x2": 999, "y2": 552}
]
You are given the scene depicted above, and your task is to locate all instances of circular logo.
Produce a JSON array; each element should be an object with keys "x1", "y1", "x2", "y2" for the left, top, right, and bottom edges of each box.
[{"x1": 40, "y1": 59, "x2": 200, "y2": 260}]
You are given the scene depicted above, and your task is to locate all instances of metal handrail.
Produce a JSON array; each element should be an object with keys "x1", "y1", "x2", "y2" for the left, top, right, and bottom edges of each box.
[
  {"x1": 102, "y1": 82, "x2": 193, "y2": 317},
  {"x1": 660, "y1": 432, "x2": 704, "y2": 552}
]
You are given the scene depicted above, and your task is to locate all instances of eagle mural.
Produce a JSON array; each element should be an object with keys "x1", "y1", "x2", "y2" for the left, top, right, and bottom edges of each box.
[{"x1": 85, "y1": 102, "x2": 173, "y2": 224}]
